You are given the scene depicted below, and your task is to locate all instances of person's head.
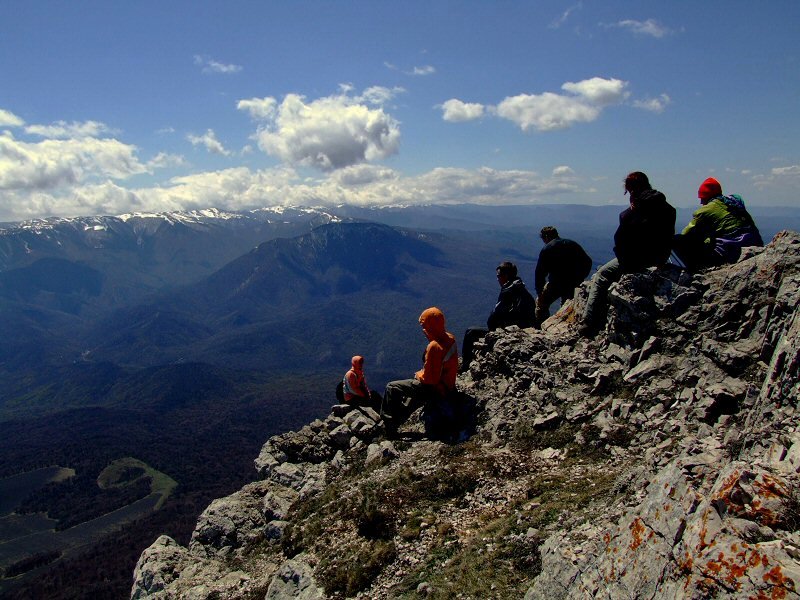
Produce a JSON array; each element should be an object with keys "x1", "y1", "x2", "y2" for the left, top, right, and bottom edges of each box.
[
  {"x1": 496, "y1": 261, "x2": 518, "y2": 286},
  {"x1": 351, "y1": 355, "x2": 364, "y2": 371},
  {"x1": 540, "y1": 226, "x2": 559, "y2": 244},
  {"x1": 419, "y1": 307, "x2": 446, "y2": 341},
  {"x1": 624, "y1": 171, "x2": 652, "y2": 206},
  {"x1": 697, "y1": 177, "x2": 722, "y2": 205}
]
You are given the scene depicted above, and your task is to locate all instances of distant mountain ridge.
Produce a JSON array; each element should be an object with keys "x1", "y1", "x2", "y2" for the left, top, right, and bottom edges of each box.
[
  {"x1": 76, "y1": 221, "x2": 483, "y2": 376},
  {"x1": 0, "y1": 207, "x2": 343, "y2": 296}
]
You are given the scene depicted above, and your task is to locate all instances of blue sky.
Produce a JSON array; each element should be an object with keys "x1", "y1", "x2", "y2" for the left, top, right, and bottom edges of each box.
[{"x1": 1, "y1": 1, "x2": 798, "y2": 221}]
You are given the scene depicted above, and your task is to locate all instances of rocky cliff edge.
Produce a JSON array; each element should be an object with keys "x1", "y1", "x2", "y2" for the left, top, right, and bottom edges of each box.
[{"x1": 132, "y1": 231, "x2": 800, "y2": 599}]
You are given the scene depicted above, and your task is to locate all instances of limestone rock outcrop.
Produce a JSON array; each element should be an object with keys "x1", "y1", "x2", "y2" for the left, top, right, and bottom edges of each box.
[{"x1": 132, "y1": 231, "x2": 800, "y2": 600}]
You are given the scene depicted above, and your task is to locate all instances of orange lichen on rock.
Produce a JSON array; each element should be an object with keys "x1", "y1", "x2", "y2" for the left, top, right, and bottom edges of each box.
[
  {"x1": 754, "y1": 475, "x2": 790, "y2": 500},
  {"x1": 629, "y1": 518, "x2": 646, "y2": 551},
  {"x1": 763, "y1": 564, "x2": 796, "y2": 595}
]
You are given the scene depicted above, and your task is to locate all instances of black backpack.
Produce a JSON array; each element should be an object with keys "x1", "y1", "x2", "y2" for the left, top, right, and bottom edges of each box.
[{"x1": 335, "y1": 380, "x2": 345, "y2": 404}]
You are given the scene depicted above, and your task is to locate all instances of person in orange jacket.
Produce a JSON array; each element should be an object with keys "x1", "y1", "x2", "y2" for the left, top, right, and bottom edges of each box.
[
  {"x1": 381, "y1": 307, "x2": 459, "y2": 437},
  {"x1": 341, "y1": 355, "x2": 382, "y2": 411}
]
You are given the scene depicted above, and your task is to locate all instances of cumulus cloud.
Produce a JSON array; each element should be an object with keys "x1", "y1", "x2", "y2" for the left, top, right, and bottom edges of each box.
[
  {"x1": 329, "y1": 164, "x2": 399, "y2": 187},
  {"x1": 561, "y1": 77, "x2": 628, "y2": 105},
  {"x1": 441, "y1": 99, "x2": 485, "y2": 122},
  {"x1": 496, "y1": 93, "x2": 597, "y2": 132},
  {"x1": 0, "y1": 161, "x2": 590, "y2": 222},
  {"x1": 552, "y1": 165, "x2": 575, "y2": 177},
  {"x1": 193, "y1": 55, "x2": 243, "y2": 74},
  {"x1": 237, "y1": 87, "x2": 402, "y2": 171},
  {"x1": 147, "y1": 152, "x2": 189, "y2": 170},
  {"x1": 0, "y1": 109, "x2": 25, "y2": 128},
  {"x1": 632, "y1": 94, "x2": 672, "y2": 113},
  {"x1": 187, "y1": 129, "x2": 231, "y2": 156},
  {"x1": 610, "y1": 19, "x2": 672, "y2": 38},
  {"x1": 25, "y1": 120, "x2": 116, "y2": 139},
  {"x1": 483, "y1": 77, "x2": 629, "y2": 132},
  {"x1": 237, "y1": 97, "x2": 278, "y2": 120},
  {"x1": 0, "y1": 132, "x2": 147, "y2": 192}
]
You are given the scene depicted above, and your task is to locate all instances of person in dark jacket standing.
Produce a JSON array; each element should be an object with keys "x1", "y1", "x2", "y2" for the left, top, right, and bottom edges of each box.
[
  {"x1": 534, "y1": 226, "x2": 593, "y2": 326},
  {"x1": 461, "y1": 261, "x2": 536, "y2": 370},
  {"x1": 580, "y1": 172, "x2": 676, "y2": 336}
]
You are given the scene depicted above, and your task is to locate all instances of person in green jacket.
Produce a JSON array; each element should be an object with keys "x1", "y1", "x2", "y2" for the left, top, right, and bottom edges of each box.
[{"x1": 673, "y1": 178, "x2": 763, "y2": 272}]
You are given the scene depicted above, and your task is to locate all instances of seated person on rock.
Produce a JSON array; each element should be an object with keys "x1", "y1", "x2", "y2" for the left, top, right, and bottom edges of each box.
[
  {"x1": 382, "y1": 307, "x2": 459, "y2": 438},
  {"x1": 672, "y1": 177, "x2": 764, "y2": 273},
  {"x1": 580, "y1": 171, "x2": 676, "y2": 337},
  {"x1": 534, "y1": 226, "x2": 593, "y2": 327},
  {"x1": 461, "y1": 261, "x2": 537, "y2": 371},
  {"x1": 339, "y1": 355, "x2": 382, "y2": 412}
]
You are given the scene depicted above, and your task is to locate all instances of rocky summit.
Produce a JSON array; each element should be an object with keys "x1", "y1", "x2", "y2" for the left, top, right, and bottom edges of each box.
[{"x1": 131, "y1": 231, "x2": 800, "y2": 599}]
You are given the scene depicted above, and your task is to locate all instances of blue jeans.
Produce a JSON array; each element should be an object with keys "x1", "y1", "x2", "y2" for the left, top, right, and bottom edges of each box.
[{"x1": 583, "y1": 258, "x2": 623, "y2": 328}]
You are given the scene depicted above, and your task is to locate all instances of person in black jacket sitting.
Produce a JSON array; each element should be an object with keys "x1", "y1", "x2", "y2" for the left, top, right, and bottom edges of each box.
[
  {"x1": 461, "y1": 261, "x2": 536, "y2": 370},
  {"x1": 579, "y1": 171, "x2": 676, "y2": 337},
  {"x1": 534, "y1": 226, "x2": 593, "y2": 326}
]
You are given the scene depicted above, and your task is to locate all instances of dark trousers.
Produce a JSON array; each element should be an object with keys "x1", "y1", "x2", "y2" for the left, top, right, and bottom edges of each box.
[
  {"x1": 672, "y1": 234, "x2": 722, "y2": 272},
  {"x1": 582, "y1": 258, "x2": 624, "y2": 328},
  {"x1": 461, "y1": 327, "x2": 489, "y2": 371},
  {"x1": 535, "y1": 281, "x2": 576, "y2": 325},
  {"x1": 347, "y1": 390, "x2": 383, "y2": 413},
  {"x1": 381, "y1": 379, "x2": 438, "y2": 431}
]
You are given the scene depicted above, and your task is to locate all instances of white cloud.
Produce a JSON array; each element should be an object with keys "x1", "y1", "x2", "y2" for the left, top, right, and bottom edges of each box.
[
  {"x1": 752, "y1": 165, "x2": 800, "y2": 190},
  {"x1": 772, "y1": 165, "x2": 800, "y2": 177},
  {"x1": 496, "y1": 93, "x2": 599, "y2": 132},
  {"x1": 25, "y1": 120, "x2": 115, "y2": 139},
  {"x1": 411, "y1": 65, "x2": 436, "y2": 76},
  {"x1": 549, "y1": 2, "x2": 582, "y2": 29},
  {"x1": 561, "y1": 77, "x2": 628, "y2": 105},
  {"x1": 0, "y1": 109, "x2": 25, "y2": 128},
  {"x1": 611, "y1": 19, "x2": 672, "y2": 38},
  {"x1": 494, "y1": 77, "x2": 628, "y2": 132},
  {"x1": 552, "y1": 165, "x2": 575, "y2": 177},
  {"x1": 187, "y1": 129, "x2": 231, "y2": 156},
  {"x1": 330, "y1": 164, "x2": 399, "y2": 187},
  {"x1": 237, "y1": 97, "x2": 278, "y2": 121},
  {"x1": 356, "y1": 86, "x2": 405, "y2": 106},
  {"x1": 0, "y1": 163, "x2": 589, "y2": 221},
  {"x1": 632, "y1": 94, "x2": 671, "y2": 113},
  {"x1": 0, "y1": 132, "x2": 147, "y2": 192},
  {"x1": 441, "y1": 99, "x2": 485, "y2": 122},
  {"x1": 147, "y1": 152, "x2": 189, "y2": 170},
  {"x1": 238, "y1": 88, "x2": 401, "y2": 171},
  {"x1": 193, "y1": 55, "x2": 243, "y2": 74}
]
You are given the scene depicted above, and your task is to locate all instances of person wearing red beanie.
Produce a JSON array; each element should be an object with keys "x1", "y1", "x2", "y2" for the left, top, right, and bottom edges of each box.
[
  {"x1": 673, "y1": 178, "x2": 763, "y2": 271},
  {"x1": 697, "y1": 177, "x2": 723, "y2": 203}
]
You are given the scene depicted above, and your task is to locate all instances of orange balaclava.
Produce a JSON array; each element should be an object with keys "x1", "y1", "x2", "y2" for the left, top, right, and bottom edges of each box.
[
  {"x1": 351, "y1": 355, "x2": 364, "y2": 372},
  {"x1": 419, "y1": 307, "x2": 446, "y2": 341}
]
